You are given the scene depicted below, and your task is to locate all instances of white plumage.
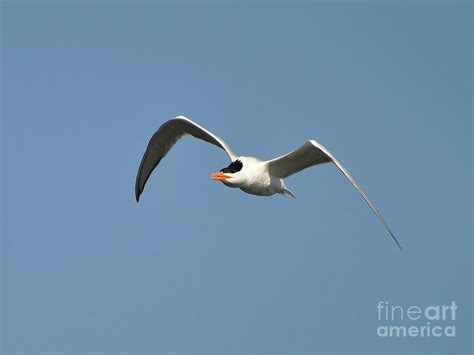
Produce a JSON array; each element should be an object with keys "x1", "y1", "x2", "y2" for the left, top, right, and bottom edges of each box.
[{"x1": 135, "y1": 115, "x2": 402, "y2": 250}]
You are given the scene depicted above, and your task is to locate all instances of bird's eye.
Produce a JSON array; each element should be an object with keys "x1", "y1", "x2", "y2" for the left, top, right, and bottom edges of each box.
[{"x1": 220, "y1": 159, "x2": 243, "y2": 173}]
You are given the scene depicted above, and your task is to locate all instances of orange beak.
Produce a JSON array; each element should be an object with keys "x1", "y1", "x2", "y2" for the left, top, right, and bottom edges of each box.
[{"x1": 211, "y1": 171, "x2": 231, "y2": 181}]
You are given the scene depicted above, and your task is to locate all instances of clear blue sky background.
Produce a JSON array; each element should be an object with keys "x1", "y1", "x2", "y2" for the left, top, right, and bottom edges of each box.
[{"x1": 1, "y1": 1, "x2": 472, "y2": 354}]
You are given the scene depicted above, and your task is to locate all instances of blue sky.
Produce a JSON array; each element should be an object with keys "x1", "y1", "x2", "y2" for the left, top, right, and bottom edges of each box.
[{"x1": 1, "y1": 1, "x2": 472, "y2": 354}]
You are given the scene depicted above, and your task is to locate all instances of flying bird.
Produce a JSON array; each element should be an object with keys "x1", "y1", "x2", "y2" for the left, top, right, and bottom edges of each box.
[{"x1": 135, "y1": 116, "x2": 402, "y2": 250}]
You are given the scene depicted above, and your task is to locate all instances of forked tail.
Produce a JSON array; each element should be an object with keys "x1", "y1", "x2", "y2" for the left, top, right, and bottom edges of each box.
[{"x1": 280, "y1": 181, "x2": 296, "y2": 198}]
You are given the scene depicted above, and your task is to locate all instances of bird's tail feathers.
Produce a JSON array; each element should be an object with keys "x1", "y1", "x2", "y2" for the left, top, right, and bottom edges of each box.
[
  {"x1": 280, "y1": 182, "x2": 296, "y2": 199},
  {"x1": 281, "y1": 189, "x2": 296, "y2": 198}
]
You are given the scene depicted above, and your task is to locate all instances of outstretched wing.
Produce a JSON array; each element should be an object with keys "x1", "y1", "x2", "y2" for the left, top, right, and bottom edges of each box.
[
  {"x1": 266, "y1": 140, "x2": 402, "y2": 250},
  {"x1": 135, "y1": 116, "x2": 237, "y2": 202}
]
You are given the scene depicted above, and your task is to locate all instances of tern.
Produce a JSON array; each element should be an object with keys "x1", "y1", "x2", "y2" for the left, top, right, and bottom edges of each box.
[{"x1": 135, "y1": 116, "x2": 402, "y2": 250}]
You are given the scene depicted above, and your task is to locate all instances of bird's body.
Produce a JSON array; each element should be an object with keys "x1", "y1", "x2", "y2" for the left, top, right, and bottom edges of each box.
[
  {"x1": 135, "y1": 115, "x2": 402, "y2": 250},
  {"x1": 221, "y1": 156, "x2": 286, "y2": 197}
]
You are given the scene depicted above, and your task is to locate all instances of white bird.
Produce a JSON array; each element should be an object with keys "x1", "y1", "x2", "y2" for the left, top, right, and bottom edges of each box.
[{"x1": 135, "y1": 116, "x2": 402, "y2": 250}]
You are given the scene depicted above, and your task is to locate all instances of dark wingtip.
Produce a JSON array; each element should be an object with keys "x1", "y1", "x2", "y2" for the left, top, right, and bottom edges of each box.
[
  {"x1": 390, "y1": 232, "x2": 403, "y2": 252},
  {"x1": 396, "y1": 241, "x2": 403, "y2": 252},
  {"x1": 135, "y1": 187, "x2": 141, "y2": 203}
]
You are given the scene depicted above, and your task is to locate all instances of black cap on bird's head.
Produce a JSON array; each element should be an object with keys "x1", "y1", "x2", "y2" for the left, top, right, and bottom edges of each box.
[{"x1": 211, "y1": 159, "x2": 243, "y2": 181}]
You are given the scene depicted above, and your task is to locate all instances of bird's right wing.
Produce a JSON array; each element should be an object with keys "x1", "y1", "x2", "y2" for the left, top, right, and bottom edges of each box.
[
  {"x1": 266, "y1": 140, "x2": 402, "y2": 250},
  {"x1": 135, "y1": 116, "x2": 237, "y2": 202},
  {"x1": 266, "y1": 140, "x2": 332, "y2": 179}
]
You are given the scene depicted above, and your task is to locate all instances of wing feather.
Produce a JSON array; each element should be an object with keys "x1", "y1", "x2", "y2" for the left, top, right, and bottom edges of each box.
[
  {"x1": 266, "y1": 140, "x2": 402, "y2": 250},
  {"x1": 135, "y1": 116, "x2": 236, "y2": 202}
]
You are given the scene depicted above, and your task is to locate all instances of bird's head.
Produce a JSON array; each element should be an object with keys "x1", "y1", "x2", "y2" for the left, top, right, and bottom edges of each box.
[{"x1": 211, "y1": 159, "x2": 244, "y2": 186}]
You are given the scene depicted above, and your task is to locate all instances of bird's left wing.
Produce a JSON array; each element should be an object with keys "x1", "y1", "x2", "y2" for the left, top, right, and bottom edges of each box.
[
  {"x1": 266, "y1": 140, "x2": 402, "y2": 250},
  {"x1": 135, "y1": 116, "x2": 237, "y2": 202}
]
